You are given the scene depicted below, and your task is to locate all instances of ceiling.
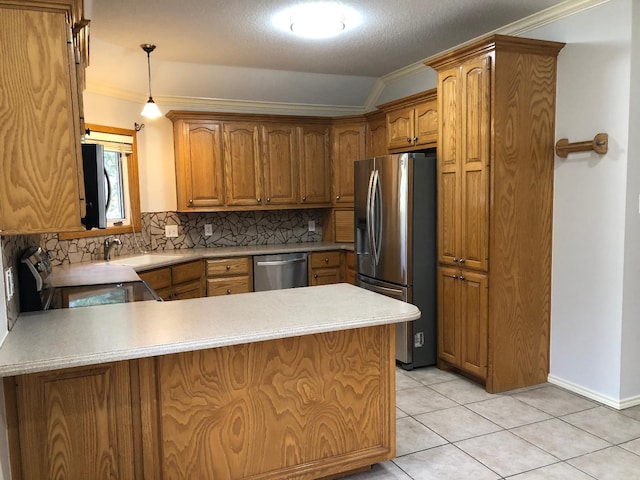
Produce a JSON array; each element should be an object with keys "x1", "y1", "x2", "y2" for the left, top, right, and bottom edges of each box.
[{"x1": 89, "y1": 0, "x2": 569, "y2": 78}]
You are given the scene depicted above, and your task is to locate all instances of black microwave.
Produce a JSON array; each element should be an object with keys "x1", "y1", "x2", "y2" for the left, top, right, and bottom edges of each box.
[{"x1": 81, "y1": 143, "x2": 108, "y2": 230}]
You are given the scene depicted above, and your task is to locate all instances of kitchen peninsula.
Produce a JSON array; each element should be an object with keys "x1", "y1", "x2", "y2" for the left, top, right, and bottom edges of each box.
[{"x1": 0, "y1": 283, "x2": 418, "y2": 480}]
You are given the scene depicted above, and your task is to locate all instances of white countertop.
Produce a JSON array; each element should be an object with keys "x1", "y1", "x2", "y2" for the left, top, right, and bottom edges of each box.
[{"x1": 0, "y1": 284, "x2": 419, "y2": 377}]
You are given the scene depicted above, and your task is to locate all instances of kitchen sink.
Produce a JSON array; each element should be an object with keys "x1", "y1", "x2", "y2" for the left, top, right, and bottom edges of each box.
[{"x1": 107, "y1": 254, "x2": 181, "y2": 267}]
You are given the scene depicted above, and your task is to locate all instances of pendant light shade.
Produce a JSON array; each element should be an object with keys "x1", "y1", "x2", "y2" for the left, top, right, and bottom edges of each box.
[{"x1": 140, "y1": 44, "x2": 162, "y2": 119}]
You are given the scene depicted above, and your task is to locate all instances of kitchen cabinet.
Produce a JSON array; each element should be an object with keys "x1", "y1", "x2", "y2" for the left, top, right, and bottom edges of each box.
[
  {"x1": 224, "y1": 122, "x2": 262, "y2": 207},
  {"x1": 333, "y1": 208, "x2": 355, "y2": 243},
  {"x1": 173, "y1": 120, "x2": 225, "y2": 208},
  {"x1": 299, "y1": 124, "x2": 331, "y2": 204},
  {"x1": 427, "y1": 34, "x2": 564, "y2": 392},
  {"x1": 344, "y1": 251, "x2": 356, "y2": 285},
  {"x1": 138, "y1": 260, "x2": 204, "y2": 301},
  {"x1": 5, "y1": 361, "x2": 139, "y2": 480},
  {"x1": 309, "y1": 251, "x2": 342, "y2": 286},
  {"x1": 383, "y1": 90, "x2": 437, "y2": 152},
  {"x1": 0, "y1": 1, "x2": 88, "y2": 234},
  {"x1": 205, "y1": 257, "x2": 253, "y2": 296},
  {"x1": 438, "y1": 267, "x2": 488, "y2": 380},
  {"x1": 331, "y1": 119, "x2": 366, "y2": 205},
  {"x1": 168, "y1": 112, "x2": 332, "y2": 211},
  {"x1": 365, "y1": 111, "x2": 388, "y2": 157}
]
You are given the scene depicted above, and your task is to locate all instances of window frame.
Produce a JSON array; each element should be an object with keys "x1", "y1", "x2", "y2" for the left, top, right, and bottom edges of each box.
[{"x1": 59, "y1": 123, "x2": 142, "y2": 240}]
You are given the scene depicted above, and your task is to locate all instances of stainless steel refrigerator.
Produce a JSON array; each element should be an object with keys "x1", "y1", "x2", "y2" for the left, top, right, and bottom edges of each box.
[{"x1": 354, "y1": 151, "x2": 437, "y2": 369}]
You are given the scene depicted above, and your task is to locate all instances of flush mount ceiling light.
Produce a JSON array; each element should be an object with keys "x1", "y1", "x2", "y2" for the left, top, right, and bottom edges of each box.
[
  {"x1": 140, "y1": 44, "x2": 162, "y2": 119},
  {"x1": 273, "y1": 2, "x2": 360, "y2": 39}
]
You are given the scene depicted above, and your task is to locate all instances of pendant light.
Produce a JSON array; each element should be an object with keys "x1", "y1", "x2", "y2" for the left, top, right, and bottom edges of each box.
[{"x1": 140, "y1": 44, "x2": 162, "y2": 119}]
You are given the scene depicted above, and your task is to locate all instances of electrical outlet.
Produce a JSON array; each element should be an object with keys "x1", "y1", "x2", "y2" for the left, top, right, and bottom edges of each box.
[
  {"x1": 165, "y1": 224, "x2": 179, "y2": 238},
  {"x1": 4, "y1": 267, "x2": 14, "y2": 301},
  {"x1": 308, "y1": 220, "x2": 316, "y2": 232},
  {"x1": 204, "y1": 224, "x2": 213, "y2": 236}
]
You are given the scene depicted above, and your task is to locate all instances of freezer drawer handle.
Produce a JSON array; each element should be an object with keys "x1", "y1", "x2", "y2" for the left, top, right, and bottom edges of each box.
[{"x1": 255, "y1": 258, "x2": 306, "y2": 267}]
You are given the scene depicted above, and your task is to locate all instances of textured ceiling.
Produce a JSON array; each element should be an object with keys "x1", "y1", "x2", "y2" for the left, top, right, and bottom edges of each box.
[{"x1": 90, "y1": 0, "x2": 568, "y2": 78}]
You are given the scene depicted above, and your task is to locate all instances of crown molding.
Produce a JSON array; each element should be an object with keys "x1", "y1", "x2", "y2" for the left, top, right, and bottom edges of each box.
[{"x1": 88, "y1": 0, "x2": 610, "y2": 114}]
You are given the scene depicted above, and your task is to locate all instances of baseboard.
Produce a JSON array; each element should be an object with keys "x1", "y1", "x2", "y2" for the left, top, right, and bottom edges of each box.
[{"x1": 548, "y1": 374, "x2": 640, "y2": 410}]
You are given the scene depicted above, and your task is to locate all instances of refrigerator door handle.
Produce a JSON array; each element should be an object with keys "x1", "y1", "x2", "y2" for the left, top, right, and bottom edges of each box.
[
  {"x1": 366, "y1": 169, "x2": 376, "y2": 268},
  {"x1": 372, "y1": 169, "x2": 383, "y2": 265}
]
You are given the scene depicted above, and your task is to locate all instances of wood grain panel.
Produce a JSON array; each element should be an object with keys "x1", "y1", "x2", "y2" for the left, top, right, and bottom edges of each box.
[
  {"x1": 261, "y1": 124, "x2": 298, "y2": 205},
  {"x1": 299, "y1": 124, "x2": 331, "y2": 204},
  {"x1": 438, "y1": 68, "x2": 460, "y2": 172},
  {"x1": 365, "y1": 114, "x2": 387, "y2": 157},
  {"x1": 206, "y1": 257, "x2": 250, "y2": 277},
  {"x1": 172, "y1": 260, "x2": 203, "y2": 285},
  {"x1": 438, "y1": 171, "x2": 458, "y2": 265},
  {"x1": 156, "y1": 326, "x2": 395, "y2": 480},
  {"x1": 13, "y1": 363, "x2": 136, "y2": 480},
  {"x1": 332, "y1": 123, "x2": 366, "y2": 204},
  {"x1": 334, "y1": 209, "x2": 354, "y2": 243},
  {"x1": 386, "y1": 108, "x2": 413, "y2": 149},
  {"x1": 206, "y1": 276, "x2": 251, "y2": 296},
  {"x1": 438, "y1": 267, "x2": 460, "y2": 366},
  {"x1": 223, "y1": 123, "x2": 261, "y2": 206},
  {"x1": 460, "y1": 272, "x2": 488, "y2": 379},
  {"x1": 186, "y1": 123, "x2": 225, "y2": 207},
  {"x1": 310, "y1": 251, "x2": 342, "y2": 269},
  {"x1": 138, "y1": 267, "x2": 171, "y2": 291},
  {"x1": 487, "y1": 49, "x2": 557, "y2": 392},
  {"x1": 0, "y1": 7, "x2": 83, "y2": 234},
  {"x1": 414, "y1": 100, "x2": 438, "y2": 147}
]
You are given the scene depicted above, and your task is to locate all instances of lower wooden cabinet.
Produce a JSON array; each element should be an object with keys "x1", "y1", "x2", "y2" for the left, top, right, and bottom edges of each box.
[
  {"x1": 138, "y1": 260, "x2": 204, "y2": 301},
  {"x1": 438, "y1": 267, "x2": 488, "y2": 379},
  {"x1": 309, "y1": 251, "x2": 342, "y2": 286},
  {"x1": 5, "y1": 326, "x2": 395, "y2": 480},
  {"x1": 345, "y1": 250, "x2": 356, "y2": 285},
  {"x1": 5, "y1": 362, "x2": 138, "y2": 480},
  {"x1": 206, "y1": 256, "x2": 252, "y2": 296}
]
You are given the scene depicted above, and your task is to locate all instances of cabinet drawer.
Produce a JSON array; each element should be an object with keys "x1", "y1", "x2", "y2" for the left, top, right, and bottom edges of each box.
[
  {"x1": 310, "y1": 268, "x2": 341, "y2": 286},
  {"x1": 139, "y1": 268, "x2": 171, "y2": 291},
  {"x1": 206, "y1": 257, "x2": 250, "y2": 277},
  {"x1": 310, "y1": 251, "x2": 341, "y2": 269},
  {"x1": 172, "y1": 260, "x2": 203, "y2": 285},
  {"x1": 172, "y1": 280, "x2": 203, "y2": 301},
  {"x1": 207, "y1": 276, "x2": 251, "y2": 296}
]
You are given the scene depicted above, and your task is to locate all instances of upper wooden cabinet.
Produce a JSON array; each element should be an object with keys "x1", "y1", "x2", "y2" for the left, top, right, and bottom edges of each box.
[
  {"x1": 299, "y1": 124, "x2": 331, "y2": 204},
  {"x1": 365, "y1": 111, "x2": 387, "y2": 157},
  {"x1": 426, "y1": 34, "x2": 565, "y2": 393},
  {"x1": 381, "y1": 89, "x2": 437, "y2": 152},
  {"x1": 331, "y1": 119, "x2": 366, "y2": 205},
  {"x1": 0, "y1": 1, "x2": 88, "y2": 234},
  {"x1": 168, "y1": 112, "x2": 332, "y2": 211}
]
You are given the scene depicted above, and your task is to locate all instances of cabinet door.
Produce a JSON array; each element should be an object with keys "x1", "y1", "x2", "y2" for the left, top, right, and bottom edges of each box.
[
  {"x1": 223, "y1": 123, "x2": 261, "y2": 206},
  {"x1": 460, "y1": 55, "x2": 490, "y2": 272},
  {"x1": 437, "y1": 66, "x2": 462, "y2": 266},
  {"x1": 0, "y1": 7, "x2": 84, "y2": 234},
  {"x1": 437, "y1": 267, "x2": 460, "y2": 367},
  {"x1": 459, "y1": 271, "x2": 488, "y2": 379},
  {"x1": 386, "y1": 107, "x2": 414, "y2": 150},
  {"x1": 332, "y1": 123, "x2": 366, "y2": 205},
  {"x1": 261, "y1": 124, "x2": 298, "y2": 205},
  {"x1": 366, "y1": 115, "x2": 387, "y2": 157},
  {"x1": 414, "y1": 99, "x2": 438, "y2": 147},
  {"x1": 310, "y1": 267, "x2": 341, "y2": 286},
  {"x1": 180, "y1": 122, "x2": 224, "y2": 208},
  {"x1": 11, "y1": 363, "x2": 137, "y2": 480},
  {"x1": 299, "y1": 124, "x2": 331, "y2": 204}
]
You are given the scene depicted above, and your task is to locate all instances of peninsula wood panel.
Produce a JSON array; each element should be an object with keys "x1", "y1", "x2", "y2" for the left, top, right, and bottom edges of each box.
[
  {"x1": 8, "y1": 362, "x2": 137, "y2": 480},
  {"x1": 152, "y1": 326, "x2": 395, "y2": 480},
  {"x1": 0, "y1": 5, "x2": 84, "y2": 234}
]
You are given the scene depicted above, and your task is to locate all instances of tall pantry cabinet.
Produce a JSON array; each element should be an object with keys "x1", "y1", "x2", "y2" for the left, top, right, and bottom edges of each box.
[{"x1": 426, "y1": 35, "x2": 565, "y2": 393}]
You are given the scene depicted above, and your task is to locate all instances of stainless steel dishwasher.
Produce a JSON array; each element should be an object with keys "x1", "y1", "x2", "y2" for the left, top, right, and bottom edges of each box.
[{"x1": 253, "y1": 252, "x2": 308, "y2": 291}]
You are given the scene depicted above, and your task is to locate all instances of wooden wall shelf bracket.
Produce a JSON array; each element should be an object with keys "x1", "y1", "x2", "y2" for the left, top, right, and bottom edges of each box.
[{"x1": 555, "y1": 133, "x2": 608, "y2": 158}]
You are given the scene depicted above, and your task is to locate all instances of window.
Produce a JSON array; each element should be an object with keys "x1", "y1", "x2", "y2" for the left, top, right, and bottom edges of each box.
[{"x1": 59, "y1": 124, "x2": 142, "y2": 239}]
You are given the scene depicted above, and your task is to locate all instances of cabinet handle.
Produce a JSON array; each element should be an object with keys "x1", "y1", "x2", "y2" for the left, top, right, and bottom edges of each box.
[
  {"x1": 188, "y1": 199, "x2": 193, "y2": 205},
  {"x1": 302, "y1": 196, "x2": 307, "y2": 202},
  {"x1": 226, "y1": 289, "x2": 232, "y2": 294},
  {"x1": 453, "y1": 257, "x2": 459, "y2": 263},
  {"x1": 314, "y1": 274, "x2": 318, "y2": 279},
  {"x1": 257, "y1": 197, "x2": 261, "y2": 202},
  {"x1": 406, "y1": 138, "x2": 412, "y2": 143},
  {"x1": 459, "y1": 275, "x2": 465, "y2": 281},
  {"x1": 226, "y1": 265, "x2": 231, "y2": 271},
  {"x1": 267, "y1": 197, "x2": 271, "y2": 203},
  {"x1": 413, "y1": 136, "x2": 418, "y2": 143},
  {"x1": 336, "y1": 195, "x2": 341, "y2": 200},
  {"x1": 459, "y1": 258, "x2": 466, "y2": 264},
  {"x1": 452, "y1": 275, "x2": 458, "y2": 279},
  {"x1": 324, "y1": 257, "x2": 329, "y2": 263}
]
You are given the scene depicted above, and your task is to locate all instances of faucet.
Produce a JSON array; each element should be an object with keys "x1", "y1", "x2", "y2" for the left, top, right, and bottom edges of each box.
[{"x1": 104, "y1": 236, "x2": 122, "y2": 261}]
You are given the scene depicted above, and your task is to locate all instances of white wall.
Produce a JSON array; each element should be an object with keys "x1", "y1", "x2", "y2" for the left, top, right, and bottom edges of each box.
[
  {"x1": 526, "y1": 0, "x2": 632, "y2": 404},
  {"x1": 621, "y1": 0, "x2": 640, "y2": 402}
]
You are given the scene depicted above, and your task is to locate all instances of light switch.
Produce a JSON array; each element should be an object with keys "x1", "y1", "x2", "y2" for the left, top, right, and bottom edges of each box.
[
  {"x1": 4, "y1": 267, "x2": 14, "y2": 300},
  {"x1": 165, "y1": 225, "x2": 179, "y2": 238},
  {"x1": 204, "y1": 224, "x2": 213, "y2": 236}
]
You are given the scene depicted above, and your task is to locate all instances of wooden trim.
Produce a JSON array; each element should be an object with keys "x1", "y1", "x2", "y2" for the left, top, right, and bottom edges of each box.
[
  {"x1": 376, "y1": 88, "x2": 437, "y2": 112},
  {"x1": 166, "y1": 110, "x2": 332, "y2": 126},
  {"x1": 59, "y1": 123, "x2": 142, "y2": 240}
]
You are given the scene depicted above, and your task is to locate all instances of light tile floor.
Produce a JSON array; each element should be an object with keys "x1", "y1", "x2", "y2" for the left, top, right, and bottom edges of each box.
[{"x1": 344, "y1": 367, "x2": 640, "y2": 479}]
